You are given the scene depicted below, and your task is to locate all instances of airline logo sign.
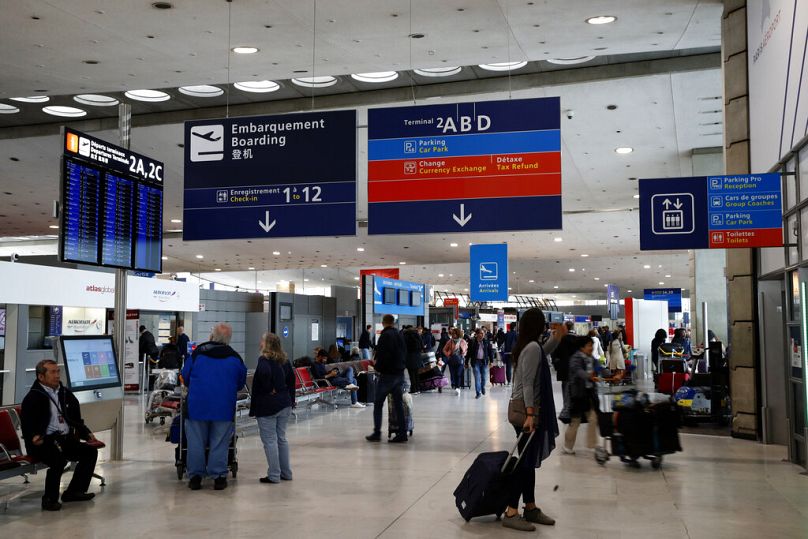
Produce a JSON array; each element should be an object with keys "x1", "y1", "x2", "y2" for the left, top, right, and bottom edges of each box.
[{"x1": 367, "y1": 97, "x2": 562, "y2": 234}]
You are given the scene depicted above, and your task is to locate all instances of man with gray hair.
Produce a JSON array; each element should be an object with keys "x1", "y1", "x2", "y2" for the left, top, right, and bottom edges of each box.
[{"x1": 181, "y1": 323, "x2": 247, "y2": 491}]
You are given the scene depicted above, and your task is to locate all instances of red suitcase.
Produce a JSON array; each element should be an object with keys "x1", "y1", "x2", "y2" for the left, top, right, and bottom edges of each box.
[
  {"x1": 490, "y1": 365, "x2": 507, "y2": 385},
  {"x1": 657, "y1": 372, "x2": 690, "y2": 395}
]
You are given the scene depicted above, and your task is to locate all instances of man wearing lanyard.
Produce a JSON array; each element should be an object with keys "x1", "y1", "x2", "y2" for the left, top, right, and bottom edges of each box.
[{"x1": 21, "y1": 360, "x2": 100, "y2": 511}]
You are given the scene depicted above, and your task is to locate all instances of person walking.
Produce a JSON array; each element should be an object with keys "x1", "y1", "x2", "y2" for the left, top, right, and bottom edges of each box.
[
  {"x1": 181, "y1": 323, "x2": 247, "y2": 491},
  {"x1": 365, "y1": 314, "x2": 408, "y2": 443},
  {"x1": 589, "y1": 329, "x2": 605, "y2": 366},
  {"x1": 502, "y1": 308, "x2": 559, "y2": 532},
  {"x1": 551, "y1": 322, "x2": 577, "y2": 423},
  {"x1": 403, "y1": 325, "x2": 424, "y2": 394},
  {"x1": 358, "y1": 324, "x2": 373, "y2": 360},
  {"x1": 607, "y1": 330, "x2": 626, "y2": 373},
  {"x1": 563, "y1": 336, "x2": 601, "y2": 454},
  {"x1": 467, "y1": 328, "x2": 493, "y2": 399},
  {"x1": 443, "y1": 328, "x2": 468, "y2": 394},
  {"x1": 176, "y1": 325, "x2": 190, "y2": 367},
  {"x1": 250, "y1": 332, "x2": 295, "y2": 484}
]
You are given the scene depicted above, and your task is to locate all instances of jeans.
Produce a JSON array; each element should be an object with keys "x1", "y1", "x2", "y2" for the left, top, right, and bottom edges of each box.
[
  {"x1": 330, "y1": 366, "x2": 358, "y2": 404},
  {"x1": 372, "y1": 373, "x2": 405, "y2": 436},
  {"x1": 185, "y1": 419, "x2": 234, "y2": 479},
  {"x1": 502, "y1": 353, "x2": 513, "y2": 383},
  {"x1": 448, "y1": 355, "x2": 464, "y2": 388},
  {"x1": 472, "y1": 362, "x2": 488, "y2": 396},
  {"x1": 256, "y1": 407, "x2": 293, "y2": 482},
  {"x1": 360, "y1": 348, "x2": 371, "y2": 360}
]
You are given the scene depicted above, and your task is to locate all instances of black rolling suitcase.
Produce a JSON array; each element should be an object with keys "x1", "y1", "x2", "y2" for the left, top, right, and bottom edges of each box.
[
  {"x1": 453, "y1": 431, "x2": 534, "y2": 522},
  {"x1": 357, "y1": 371, "x2": 378, "y2": 404}
]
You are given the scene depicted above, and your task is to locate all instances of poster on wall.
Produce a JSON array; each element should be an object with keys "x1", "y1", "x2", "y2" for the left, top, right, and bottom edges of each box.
[
  {"x1": 312, "y1": 321, "x2": 319, "y2": 342},
  {"x1": 62, "y1": 307, "x2": 106, "y2": 335},
  {"x1": 108, "y1": 310, "x2": 140, "y2": 390}
]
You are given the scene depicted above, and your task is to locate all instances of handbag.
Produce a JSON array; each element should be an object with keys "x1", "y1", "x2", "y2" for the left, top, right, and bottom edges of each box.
[{"x1": 507, "y1": 399, "x2": 527, "y2": 429}]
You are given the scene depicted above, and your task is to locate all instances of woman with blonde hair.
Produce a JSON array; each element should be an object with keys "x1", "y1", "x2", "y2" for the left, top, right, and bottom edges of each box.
[{"x1": 249, "y1": 332, "x2": 295, "y2": 484}]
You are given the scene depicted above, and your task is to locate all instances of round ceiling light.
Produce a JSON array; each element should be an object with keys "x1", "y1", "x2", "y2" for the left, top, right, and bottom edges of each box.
[
  {"x1": 615, "y1": 147, "x2": 634, "y2": 154},
  {"x1": 42, "y1": 105, "x2": 87, "y2": 118},
  {"x1": 232, "y1": 46, "x2": 259, "y2": 54},
  {"x1": 478, "y1": 61, "x2": 527, "y2": 72},
  {"x1": 10, "y1": 96, "x2": 50, "y2": 103},
  {"x1": 0, "y1": 104, "x2": 20, "y2": 114},
  {"x1": 351, "y1": 71, "x2": 399, "y2": 83},
  {"x1": 124, "y1": 89, "x2": 171, "y2": 102},
  {"x1": 73, "y1": 94, "x2": 119, "y2": 106},
  {"x1": 178, "y1": 85, "x2": 224, "y2": 97},
  {"x1": 234, "y1": 80, "x2": 280, "y2": 93},
  {"x1": 586, "y1": 15, "x2": 617, "y2": 25},
  {"x1": 291, "y1": 76, "x2": 338, "y2": 88},
  {"x1": 414, "y1": 66, "x2": 462, "y2": 77},
  {"x1": 546, "y1": 56, "x2": 596, "y2": 65}
]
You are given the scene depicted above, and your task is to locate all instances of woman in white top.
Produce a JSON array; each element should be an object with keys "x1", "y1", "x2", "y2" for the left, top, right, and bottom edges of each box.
[
  {"x1": 588, "y1": 329, "x2": 605, "y2": 364},
  {"x1": 607, "y1": 330, "x2": 626, "y2": 374}
]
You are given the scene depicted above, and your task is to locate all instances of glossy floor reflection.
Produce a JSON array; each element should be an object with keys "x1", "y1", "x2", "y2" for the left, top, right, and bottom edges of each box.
[{"x1": 2, "y1": 382, "x2": 807, "y2": 538}]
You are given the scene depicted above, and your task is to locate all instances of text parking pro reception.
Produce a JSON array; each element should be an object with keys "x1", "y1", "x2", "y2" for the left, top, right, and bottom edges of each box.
[
  {"x1": 183, "y1": 110, "x2": 357, "y2": 240},
  {"x1": 367, "y1": 97, "x2": 562, "y2": 234}
]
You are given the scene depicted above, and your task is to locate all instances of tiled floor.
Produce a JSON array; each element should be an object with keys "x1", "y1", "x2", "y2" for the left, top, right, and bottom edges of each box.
[{"x1": 2, "y1": 382, "x2": 807, "y2": 538}]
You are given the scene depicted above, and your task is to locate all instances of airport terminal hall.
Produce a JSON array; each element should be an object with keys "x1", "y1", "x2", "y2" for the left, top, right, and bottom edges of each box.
[{"x1": 2, "y1": 0, "x2": 808, "y2": 537}]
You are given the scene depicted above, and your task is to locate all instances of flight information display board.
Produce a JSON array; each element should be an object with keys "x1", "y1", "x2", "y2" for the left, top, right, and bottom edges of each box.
[{"x1": 60, "y1": 128, "x2": 164, "y2": 272}]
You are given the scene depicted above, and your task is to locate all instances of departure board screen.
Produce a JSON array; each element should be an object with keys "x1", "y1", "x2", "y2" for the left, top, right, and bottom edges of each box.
[
  {"x1": 134, "y1": 183, "x2": 163, "y2": 272},
  {"x1": 62, "y1": 159, "x2": 102, "y2": 264},
  {"x1": 101, "y1": 172, "x2": 134, "y2": 267}
]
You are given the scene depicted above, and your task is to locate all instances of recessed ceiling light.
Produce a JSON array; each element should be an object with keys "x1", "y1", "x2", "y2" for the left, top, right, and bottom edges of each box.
[
  {"x1": 594, "y1": 277, "x2": 600, "y2": 281},
  {"x1": 124, "y1": 89, "x2": 170, "y2": 102},
  {"x1": 178, "y1": 85, "x2": 223, "y2": 97},
  {"x1": 478, "y1": 61, "x2": 527, "y2": 71},
  {"x1": 0, "y1": 104, "x2": 20, "y2": 114},
  {"x1": 553, "y1": 285, "x2": 559, "y2": 289},
  {"x1": 546, "y1": 56, "x2": 595, "y2": 65},
  {"x1": 553, "y1": 237, "x2": 563, "y2": 242},
  {"x1": 232, "y1": 46, "x2": 259, "y2": 54},
  {"x1": 42, "y1": 105, "x2": 86, "y2": 117},
  {"x1": 170, "y1": 219, "x2": 182, "y2": 223},
  {"x1": 234, "y1": 80, "x2": 280, "y2": 93},
  {"x1": 568, "y1": 268, "x2": 575, "y2": 272},
  {"x1": 464, "y1": 288, "x2": 469, "y2": 292},
  {"x1": 438, "y1": 273, "x2": 444, "y2": 277},
  {"x1": 353, "y1": 276, "x2": 360, "y2": 280},
  {"x1": 303, "y1": 278, "x2": 310, "y2": 282},
  {"x1": 528, "y1": 279, "x2": 535, "y2": 283},
  {"x1": 351, "y1": 71, "x2": 399, "y2": 83},
  {"x1": 414, "y1": 66, "x2": 462, "y2": 77},
  {"x1": 615, "y1": 147, "x2": 634, "y2": 154},
  {"x1": 659, "y1": 281, "x2": 665, "y2": 285},
  {"x1": 10, "y1": 96, "x2": 50, "y2": 103},
  {"x1": 572, "y1": 295, "x2": 577, "y2": 298},
  {"x1": 627, "y1": 290, "x2": 632, "y2": 293},
  {"x1": 399, "y1": 261, "x2": 407, "y2": 265},
  {"x1": 161, "y1": 256, "x2": 168, "y2": 260},
  {"x1": 604, "y1": 284, "x2": 609, "y2": 287},
  {"x1": 214, "y1": 268, "x2": 221, "y2": 272},
  {"x1": 633, "y1": 194, "x2": 640, "y2": 199},
  {"x1": 586, "y1": 15, "x2": 617, "y2": 25},
  {"x1": 665, "y1": 274, "x2": 671, "y2": 278},
  {"x1": 73, "y1": 94, "x2": 119, "y2": 106},
  {"x1": 269, "y1": 251, "x2": 279, "y2": 256},
  {"x1": 248, "y1": 266, "x2": 255, "y2": 270},
  {"x1": 195, "y1": 254, "x2": 204, "y2": 259},
  {"x1": 581, "y1": 253, "x2": 589, "y2": 257},
  {"x1": 48, "y1": 225, "x2": 59, "y2": 229},
  {"x1": 643, "y1": 264, "x2": 651, "y2": 269},
  {"x1": 291, "y1": 76, "x2": 338, "y2": 88},
  {"x1": 508, "y1": 287, "x2": 513, "y2": 291},
  {"x1": 658, "y1": 265, "x2": 663, "y2": 268},
  {"x1": 356, "y1": 247, "x2": 365, "y2": 252},
  {"x1": 450, "y1": 242, "x2": 458, "y2": 247},
  {"x1": 321, "y1": 264, "x2": 328, "y2": 268}
]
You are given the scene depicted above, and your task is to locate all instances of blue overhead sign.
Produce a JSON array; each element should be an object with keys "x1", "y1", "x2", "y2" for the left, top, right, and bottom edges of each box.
[
  {"x1": 372, "y1": 277, "x2": 427, "y2": 317},
  {"x1": 367, "y1": 97, "x2": 562, "y2": 235},
  {"x1": 470, "y1": 244, "x2": 509, "y2": 302},
  {"x1": 644, "y1": 288, "x2": 682, "y2": 313},
  {"x1": 607, "y1": 284, "x2": 620, "y2": 320},
  {"x1": 640, "y1": 173, "x2": 783, "y2": 251},
  {"x1": 183, "y1": 110, "x2": 356, "y2": 240}
]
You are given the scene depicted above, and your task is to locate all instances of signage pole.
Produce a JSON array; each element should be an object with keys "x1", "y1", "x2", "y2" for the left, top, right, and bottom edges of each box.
[
  {"x1": 110, "y1": 103, "x2": 132, "y2": 461},
  {"x1": 701, "y1": 301, "x2": 709, "y2": 372}
]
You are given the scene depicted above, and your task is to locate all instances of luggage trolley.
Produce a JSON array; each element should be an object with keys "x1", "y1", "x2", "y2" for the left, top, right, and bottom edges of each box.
[{"x1": 594, "y1": 383, "x2": 681, "y2": 469}]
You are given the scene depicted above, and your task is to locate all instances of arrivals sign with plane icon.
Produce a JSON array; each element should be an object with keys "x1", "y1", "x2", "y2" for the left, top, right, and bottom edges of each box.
[
  {"x1": 182, "y1": 110, "x2": 356, "y2": 240},
  {"x1": 639, "y1": 174, "x2": 782, "y2": 251},
  {"x1": 366, "y1": 97, "x2": 562, "y2": 235},
  {"x1": 470, "y1": 243, "x2": 508, "y2": 302}
]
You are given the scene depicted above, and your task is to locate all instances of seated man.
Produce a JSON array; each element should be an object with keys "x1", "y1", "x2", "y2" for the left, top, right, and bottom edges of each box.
[
  {"x1": 20, "y1": 359, "x2": 100, "y2": 511},
  {"x1": 312, "y1": 350, "x2": 364, "y2": 408}
]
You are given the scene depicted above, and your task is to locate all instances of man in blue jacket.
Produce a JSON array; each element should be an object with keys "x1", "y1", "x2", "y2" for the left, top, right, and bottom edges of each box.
[{"x1": 181, "y1": 323, "x2": 247, "y2": 491}]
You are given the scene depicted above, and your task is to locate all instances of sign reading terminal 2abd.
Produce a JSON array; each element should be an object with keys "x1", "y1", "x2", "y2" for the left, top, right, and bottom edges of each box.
[{"x1": 183, "y1": 110, "x2": 356, "y2": 240}]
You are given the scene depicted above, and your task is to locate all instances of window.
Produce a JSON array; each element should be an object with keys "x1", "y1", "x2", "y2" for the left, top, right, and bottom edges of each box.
[
  {"x1": 785, "y1": 161, "x2": 797, "y2": 210},
  {"x1": 802, "y1": 208, "x2": 808, "y2": 263},
  {"x1": 799, "y1": 146, "x2": 808, "y2": 204},
  {"x1": 787, "y1": 214, "x2": 799, "y2": 265}
]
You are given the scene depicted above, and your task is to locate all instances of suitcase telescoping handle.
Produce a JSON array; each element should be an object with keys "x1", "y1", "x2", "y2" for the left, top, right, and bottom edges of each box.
[{"x1": 501, "y1": 430, "x2": 536, "y2": 475}]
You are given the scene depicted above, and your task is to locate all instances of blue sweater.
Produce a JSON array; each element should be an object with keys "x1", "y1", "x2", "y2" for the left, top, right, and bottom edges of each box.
[{"x1": 182, "y1": 342, "x2": 247, "y2": 422}]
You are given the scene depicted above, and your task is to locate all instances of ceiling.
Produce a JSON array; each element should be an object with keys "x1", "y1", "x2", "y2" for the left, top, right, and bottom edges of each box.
[{"x1": 0, "y1": 0, "x2": 725, "y2": 300}]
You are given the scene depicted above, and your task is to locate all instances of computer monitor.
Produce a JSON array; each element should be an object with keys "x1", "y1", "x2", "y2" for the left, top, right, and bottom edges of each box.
[
  {"x1": 383, "y1": 288, "x2": 396, "y2": 304},
  {"x1": 397, "y1": 289, "x2": 409, "y2": 306},
  {"x1": 410, "y1": 291, "x2": 421, "y2": 307},
  {"x1": 59, "y1": 335, "x2": 122, "y2": 391}
]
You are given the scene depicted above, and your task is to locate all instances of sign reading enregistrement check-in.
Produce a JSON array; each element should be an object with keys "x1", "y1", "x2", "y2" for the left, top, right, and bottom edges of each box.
[
  {"x1": 183, "y1": 110, "x2": 356, "y2": 240},
  {"x1": 470, "y1": 243, "x2": 509, "y2": 302},
  {"x1": 367, "y1": 97, "x2": 561, "y2": 234}
]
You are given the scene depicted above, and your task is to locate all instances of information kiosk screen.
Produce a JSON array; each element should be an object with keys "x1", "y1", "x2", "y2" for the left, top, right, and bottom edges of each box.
[
  {"x1": 383, "y1": 288, "x2": 396, "y2": 304},
  {"x1": 62, "y1": 158, "x2": 102, "y2": 265},
  {"x1": 397, "y1": 289, "x2": 409, "y2": 306},
  {"x1": 59, "y1": 335, "x2": 121, "y2": 391}
]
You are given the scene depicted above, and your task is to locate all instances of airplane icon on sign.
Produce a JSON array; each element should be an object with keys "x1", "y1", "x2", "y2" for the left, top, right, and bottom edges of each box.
[{"x1": 192, "y1": 130, "x2": 222, "y2": 142}]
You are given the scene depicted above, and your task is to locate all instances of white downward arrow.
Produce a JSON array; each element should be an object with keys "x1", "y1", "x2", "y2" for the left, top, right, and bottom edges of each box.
[
  {"x1": 258, "y1": 210, "x2": 276, "y2": 232},
  {"x1": 452, "y1": 203, "x2": 472, "y2": 227},
  {"x1": 673, "y1": 198, "x2": 683, "y2": 209}
]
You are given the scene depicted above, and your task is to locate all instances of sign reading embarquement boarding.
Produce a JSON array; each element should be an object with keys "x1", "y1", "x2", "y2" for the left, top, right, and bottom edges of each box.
[
  {"x1": 367, "y1": 97, "x2": 561, "y2": 234},
  {"x1": 639, "y1": 173, "x2": 783, "y2": 250},
  {"x1": 183, "y1": 110, "x2": 356, "y2": 240}
]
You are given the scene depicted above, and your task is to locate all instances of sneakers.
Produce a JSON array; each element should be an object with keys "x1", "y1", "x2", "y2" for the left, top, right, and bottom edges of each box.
[
  {"x1": 389, "y1": 434, "x2": 408, "y2": 443},
  {"x1": 523, "y1": 507, "x2": 556, "y2": 526},
  {"x1": 455, "y1": 388, "x2": 461, "y2": 396},
  {"x1": 475, "y1": 394, "x2": 481, "y2": 399},
  {"x1": 188, "y1": 475, "x2": 203, "y2": 490},
  {"x1": 365, "y1": 433, "x2": 382, "y2": 442},
  {"x1": 61, "y1": 491, "x2": 95, "y2": 503},
  {"x1": 214, "y1": 477, "x2": 228, "y2": 490},
  {"x1": 41, "y1": 498, "x2": 62, "y2": 511},
  {"x1": 345, "y1": 383, "x2": 359, "y2": 390},
  {"x1": 350, "y1": 402, "x2": 366, "y2": 408},
  {"x1": 561, "y1": 446, "x2": 576, "y2": 455},
  {"x1": 502, "y1": 514, "x2": 536, "y2": 532}
]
